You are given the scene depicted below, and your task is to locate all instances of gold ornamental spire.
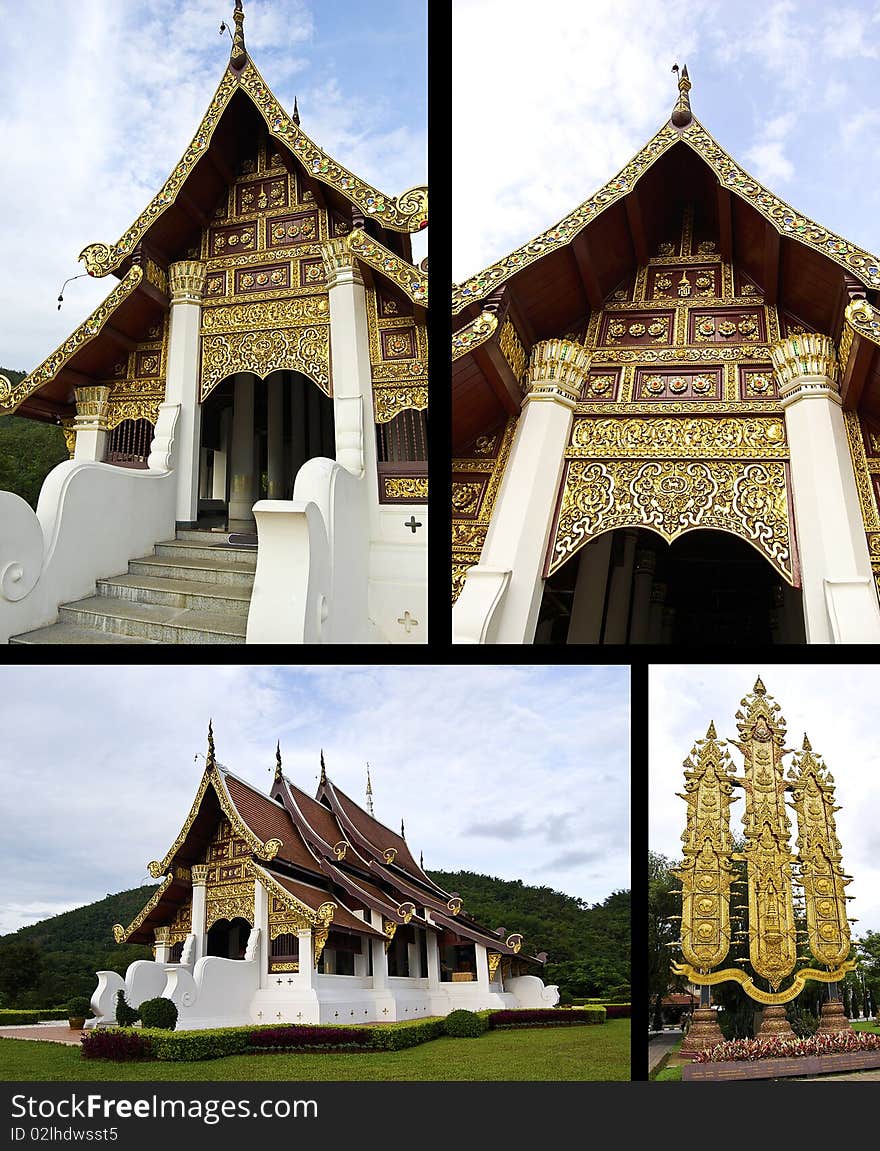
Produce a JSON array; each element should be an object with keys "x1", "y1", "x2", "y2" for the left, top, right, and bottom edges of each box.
[
  {"x1": 207, "y1": 719, "x2": 215, "y2": 767},
  {"x1": 671, "y1": 63, "x2": 693, "y2": 128},
  {"x1": 320, "y1": 749, "x2": 327, "y2": 786},
  {"x1": 293, "y1": 96, "x2": 300, "y2": 126},
  {"x1": 366, "y1": 763, "x2": 374, "y2": 815},
  {"x1": 230, "y1": 0, "x2": 246, "y2": 69},
  {"x1": 274, "y1": 741, "x2": 282, "y2": 784}
]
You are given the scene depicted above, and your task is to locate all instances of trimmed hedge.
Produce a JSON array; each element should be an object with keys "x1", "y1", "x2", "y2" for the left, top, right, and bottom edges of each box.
[
  {"x1": 444, "y1": 1009, "x2": 486, "y2": 1038},
  {"x1": 488, "y1": 1007, "x2": 606, "y2": 1028},
  {"x1": 0, "y1": 1009, "x2": 69, "y2": 1026},
  {"x1": 138, "y1": 997, "x2": 178, "y2": 1030},
  {"x1": 603, "y1": 1005, "x2": 631, "y2": 1019}
]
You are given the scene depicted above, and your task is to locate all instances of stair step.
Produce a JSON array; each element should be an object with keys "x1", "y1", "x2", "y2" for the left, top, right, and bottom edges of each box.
[
  {"x1": 154, "y1": 539, "x2": 258, "y2": 567},
  {"x1": 96, "y1": 573, "x2": 251, "y2": 615},
  {"x1": 9, "y1": 623, "x2": 160, "y2": 645},
  {"x1": 58, "y1": 596, "x2": 247, "y2": 644},
  {"x1": 128, "y1": 553, "x2": 255, "y2": 587},
  {"x1": 174, "y1": 528, "x2": 247, "y2": 543}
]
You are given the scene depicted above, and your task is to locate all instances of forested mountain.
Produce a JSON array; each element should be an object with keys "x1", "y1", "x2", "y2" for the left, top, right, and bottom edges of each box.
[
  {"x1": 0, "y1": 874, "x2": 630, "y2": 1007},
  {"x1": 0, "y1": 365, "x2": 68, "y2": 508}
]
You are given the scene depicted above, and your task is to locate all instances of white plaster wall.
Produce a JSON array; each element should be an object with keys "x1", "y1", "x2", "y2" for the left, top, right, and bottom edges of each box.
[
  {"x1": 504, "y1": 975, "x2": 560, "y2": 1008},
  {"x1": 164, "y1": 955, "x2": 260, "y2": 1029}
]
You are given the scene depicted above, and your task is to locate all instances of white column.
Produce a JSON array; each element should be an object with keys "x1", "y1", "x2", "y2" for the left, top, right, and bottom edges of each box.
[
  {"x1": 253, "y1": 881, "x2": 269, "y2": 990},
  {"x1": 164, "y1": 260, "x2": 206, "y2": 525},
  {"x1": 474, "y1": 942, "x2": 490, "y2": 992},
  {"x1": 629, "y1": 546, "x2": 656, "y2": 643},
  {"x1": 211, "y1": 408, "x2": 228, "y2": 501},
  {"x1": 296, "y1": 929, "x2": 314, "y2": 991},
  {"x1": 72, "y1": 386, "x2": 111, "y2": 462},
  {"x1": 426, "y1": 930, "x2": 441, "y2": 991},
  {"x1": 267, "y1": 375, "x2": 284, "y2": 498},
  {"x1": 567, "y1": 534, "x2": 612, "y2": 643},
  {"x1": 228, "y1": 373, "x2": 255, "y2": 523},
  {"x1": 453, "y1": 339, "x2": 590, "y2": 644},
  {"x1": 604, "y1": 529, "x2": 638, "y2": 643},
  {"x1": 190, "y1": 866, "x2": 208, "y2": 965},
  {"x1": 773, "y1": 334, "x2": 880, "y2": 643},
  {"x1": 370, "y1": 910, "x2": 388, "y2": 991},
  {"x1": 153, "y1": 929, "x2": 171, "y2": 964}
]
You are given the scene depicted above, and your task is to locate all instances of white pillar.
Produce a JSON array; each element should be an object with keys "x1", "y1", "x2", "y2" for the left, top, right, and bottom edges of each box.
[
  {"x1": 453, "y1": 339, "x2": 590, "y2": 644},
  {"x1": 190, "y1": 866, "x2": 208, "y2": 965},
  {"x1": 604, "y1": 529, "x2": 638, "y2": 643},
  {"x1": 296, "y1": 929, "x2": 314, "y2": 991},
  {"x1": 228, "y1": 373, "x2": 255, "y2": 523},
  {"x1": 773, "y1": 334, "x2": 880, "y2": 643},
  {"x1": 567, "y1": 534, "x2": 612, "y2": 643},
  {"x1": 153, "y1": 929, "x2": 171, "y2": 964},
  {"x1": 165, "y1": 260, "x2": 206, "y2": 525},
  {"x1": 426, "y1": 930, "x2": 441, "y2": 991},
  {"x1": 267, "y1": 375, "x2": 284, "y2": 498},
  {"x1": 629, "y1": 546, "x2": 656, "y2": 643},
  {"x1": 254, "y1": 881, "x2": 269, "y2": 989},
  {"x1": 475, "y1": 942, "x2": 490, "y2": 992},
  {"x1": 72, "y1": 386, "x2": 110, "y2": 462},
  {"x1": 321, "y1": 239, "x2": 373, "y2": 479},
  {"x1": 370, "y1": 910, "x2": 388, "y2": 991}
]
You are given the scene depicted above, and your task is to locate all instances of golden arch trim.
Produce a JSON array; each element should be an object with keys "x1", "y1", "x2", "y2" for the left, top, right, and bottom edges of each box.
[
  {"x1": 200, "y1": 325, "x2": 331, "y2": 401},
  {"x1": 548, "y1": 457, "x2": 795, "y2": 583},
  {"x1": 672, "y1": 959, "x2": 857, "y2": 1005}
]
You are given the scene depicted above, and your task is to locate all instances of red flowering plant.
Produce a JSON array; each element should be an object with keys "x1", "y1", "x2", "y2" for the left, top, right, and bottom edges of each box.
[{"x1": 693, "y1": 1030, "x2": 880, "y2": 1063}]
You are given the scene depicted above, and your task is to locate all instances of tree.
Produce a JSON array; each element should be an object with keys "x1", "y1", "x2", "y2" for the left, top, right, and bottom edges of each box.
[
  {"x1": 648, "y1": 851, "x2": 683, "y2": 1030},
  {"x1": 0, "y1": 939, "x2": 42, "y2": 1000}
]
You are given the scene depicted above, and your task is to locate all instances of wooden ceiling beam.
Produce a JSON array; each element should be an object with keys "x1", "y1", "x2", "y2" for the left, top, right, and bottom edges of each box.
[
  {"x1": 104, "y1": 325, "x2": 138, "y2": 353},
  {"x1": 473, "y1": 342, "x2": 523, "y2": 417},
  {"x1": 177, "y1": 191, "x2": 212, "y2": 230},
  {"x1": 624, "y1": 190, "x2": 650, "y2": 267},
  {"x1": 763, "y1": 222, "x2": 781, "y2": 306},
  {"x1": 58, "y1": 368, "x2": 95, "y2": 389},
  {"x1": 571, "y1": 232, "x2": 604, "y2": 312},
  {"x1": 840, "y1": 336, "x2": 874, "y2": 411},
  {"x1": 207, "y1": 144, "x2": 235, "y2": 187},
  {"x1": 716, "y1": 183, "x2": 733, "y2": 263}
]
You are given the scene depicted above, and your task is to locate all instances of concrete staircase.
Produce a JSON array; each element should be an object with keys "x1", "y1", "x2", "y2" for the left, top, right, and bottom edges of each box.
[{"x1": 9, "y1": 530, "x2": 256, "y2": 645}]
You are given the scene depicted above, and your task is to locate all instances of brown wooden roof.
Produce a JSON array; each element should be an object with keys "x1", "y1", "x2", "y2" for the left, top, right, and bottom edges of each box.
[{"x1": 265, "y1": 871, "x2": 383, "y2": 937}]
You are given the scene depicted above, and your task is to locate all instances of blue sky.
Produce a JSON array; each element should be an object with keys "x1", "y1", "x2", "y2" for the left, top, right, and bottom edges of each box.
[
  {"x1": 0, "y1": 664, "x2": 630, "y2": 935},
  {"x1": 0, "y1": 0, "x2": 426, "y2": 372},
  {"x1": 649, "y1": 664, "x2": 880, "y2": 938},
  {"x1": 454, "y1": 0, "x2": 880, "y2": 281}
]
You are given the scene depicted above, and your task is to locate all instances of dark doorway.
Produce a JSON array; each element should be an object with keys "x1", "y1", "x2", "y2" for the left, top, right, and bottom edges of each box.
[{"x1": 206, "y1": 917, "x2": 252, "y2": 959}]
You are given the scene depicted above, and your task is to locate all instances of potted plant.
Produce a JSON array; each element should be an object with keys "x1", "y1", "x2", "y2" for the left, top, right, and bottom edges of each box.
[{"x1": 67, "y1": 996, "x2": 91, "y2": 1030}]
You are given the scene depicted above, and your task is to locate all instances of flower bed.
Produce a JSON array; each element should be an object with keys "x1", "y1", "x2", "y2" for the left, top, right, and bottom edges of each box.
[
  {"x1": 684, "y1": 1030, "x2": 880, "y2": 1082},
  {"x1": 487, "y1": 1007, "x2": 605, "y2": 1028}
]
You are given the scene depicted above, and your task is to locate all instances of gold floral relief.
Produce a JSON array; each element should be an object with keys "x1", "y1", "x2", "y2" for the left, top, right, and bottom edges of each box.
[{"x1": 200, "y1": 326, "x2": 330, "y2": 400}]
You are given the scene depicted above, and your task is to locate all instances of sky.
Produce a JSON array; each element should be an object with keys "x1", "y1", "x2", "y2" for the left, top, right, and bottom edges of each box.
[
  {"x1": 0, "y1": 664, "x2": 630, "y2": 937},
  {"x1": 453, "y1": 0, "x2": 880, "y2": 282},
  {"x1": 0, "y1": 0, "x2": 426, "y2": 373},
  {"x1": 649, "y1": 664, "x2": 880, "y2": 942}
]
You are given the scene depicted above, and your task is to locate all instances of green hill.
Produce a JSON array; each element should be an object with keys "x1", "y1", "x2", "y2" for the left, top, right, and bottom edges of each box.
[
  {"x1": 0, "y1": 874, "x2": 629, "y2": 1008},
  {"x1": 0, "y1": 364, "x2": 68, "y2": 509}
]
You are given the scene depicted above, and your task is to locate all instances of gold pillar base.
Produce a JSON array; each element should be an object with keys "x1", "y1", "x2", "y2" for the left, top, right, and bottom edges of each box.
[
  {"x1": 755, "y1": 1005, "x2": 796, "y2": 1041},
  {"x1": 679, "y1": 1007, "x2": 725, "y2": 1056},
  {"x1": 816, "y1": 999, "x2": 852, "y2": 1034}
]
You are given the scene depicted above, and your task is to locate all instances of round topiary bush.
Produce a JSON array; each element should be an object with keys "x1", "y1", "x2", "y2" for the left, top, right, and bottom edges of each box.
[
  {"x1": 67, "y1": 996, "x2": 92, "y2": 1019},
  {"x1": 558, "y1": 990, "x2": 573, "y2": 1007},
  {"x1": 115, "y1": 990, "x2": 140, "y2": 1028},
  {"x1": 444, "y1": 1009, "x2": 485, "y2": 1038},
  {"x1": 138, "y1": 997, "x2": 178, "y2": 1031}
]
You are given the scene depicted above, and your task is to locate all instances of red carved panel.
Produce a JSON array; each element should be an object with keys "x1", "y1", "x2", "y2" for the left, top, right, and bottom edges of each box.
[
  {"x1": 267, "y1": 211, "x2": 319, "y2": 248},
  {"x1": 381, "y1": 327, "x2": 417, "y2": 360},
  {"x1": 600, "y1": 310, "x2": 675, "y2": 347},
  {"x1": 331, "y1": 213, "x2": 352, "y2": 238},
  {"x1": 378, "y1": 290, "x2": 412, "y2": 318},
  {"x1": 734, "y1": 269, "x2": 763, "y2": 299},
  {"x1": 135, "y1": 350, "x2": 161, "y2": 378},
  {"x1": 634, "y1": 366, "x2": 722, "y2": 400},
  {"x1": 648, "y1": 265, "x2": 720, "y2": 300},
  {"x1": 583, "y1": 367, "x2": 622, "y2": 400},
  {"x1": 236, "y1": 177, "x2": 289, "y2": 216},
  {"x1": 234, "y1": 263, "x2": 290, "y2": 294},
  {"x1": 204, "y1": 271, "x2": 227, "y2": 298},
  {"x1": 688, "y1": 307, "x2": 765, "y2": 344},
  {"x1": 210, "y1": 221, "x2": 258, "y2": 258},
  {"x1": 299, "y1": 258, "x2": 326, "y2": 289},
  {"x1": 738, "y1": 365, "x2": 777, "y2": 400}
]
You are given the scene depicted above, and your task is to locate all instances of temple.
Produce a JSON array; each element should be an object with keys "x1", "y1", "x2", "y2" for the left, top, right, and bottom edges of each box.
[
  {"x1": 88, "y1": 726, "x2": 557, "y2": 1029},
  {"x1": 451, "y1": 65, "x2": 880, "y2": 645},
  {"x1": 0, "y1": 2, "x2": 427, "y2": 645}
]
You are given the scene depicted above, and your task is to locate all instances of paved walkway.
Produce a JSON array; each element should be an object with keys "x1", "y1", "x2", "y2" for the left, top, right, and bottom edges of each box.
[
  {"x1": 0, "y1": 1023, "x2": 83, "y2": 1046},
  {"x1": 649, "y1": 1029, "x2": 682, "y2": 1073}
]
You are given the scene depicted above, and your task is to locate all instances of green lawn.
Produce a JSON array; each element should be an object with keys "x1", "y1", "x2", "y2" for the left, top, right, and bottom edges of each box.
[{"x1": 0, "y1": 1020, "x2": 630, "y2": 1082}]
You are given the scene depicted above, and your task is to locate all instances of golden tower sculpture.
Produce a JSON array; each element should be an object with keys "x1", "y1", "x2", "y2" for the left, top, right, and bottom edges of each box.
[{"x1": 672, "y1": 678, "x2": 856, "y2": 1043}]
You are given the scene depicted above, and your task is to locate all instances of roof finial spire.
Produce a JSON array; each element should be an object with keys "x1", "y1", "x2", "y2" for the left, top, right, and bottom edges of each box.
[
  {"x1": 366, "y1": 763, "x2": 374, "y2": 816},
  {"x1": 274, "y1": 740, "x2": 282, "y2": 783},
  {"x1": 207, "y1": 719, "x2": 215, "y2": 768},
  {"x1": 293, "y1": 97, "x2": 300, "y2": 127},
  {"x1": 671, "y1": 63, "x2": 692, "y2": 128},
  {"x1": 320, "y1": 749, "x2": 327, "y2": 786},
  {"x1": 230, "y1": 1, "x2": 247, "y2": 69},
  {"x1": 420, "y1": 850, "x2": 424, "y2": 869},
  {"x1": 401, "y1": 818, "x2": 406, "y2": 839}
]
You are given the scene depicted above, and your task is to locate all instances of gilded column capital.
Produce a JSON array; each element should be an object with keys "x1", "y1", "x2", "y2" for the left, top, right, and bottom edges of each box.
[
  {"x1": 74, "y1": 385, "x2": 112, "y2": 429},
  {"x1": 154, "y1": 927, "x2": 170, "y2": 944},
  {"x1": 771, "y1": 333, "x2": 840, "y2": 403},
  {"x1": 191, "y1": 864, "x2": 210, "y2": 886},
  {"x1": 168, "y1": 259, "x2": 207, "y2": 304},
  {"x1": 525, "y1": 339, "x2": 591, "y2": 406},
  {"x1": 320, "y1": 237, "x2": 363, "y2": 288}
]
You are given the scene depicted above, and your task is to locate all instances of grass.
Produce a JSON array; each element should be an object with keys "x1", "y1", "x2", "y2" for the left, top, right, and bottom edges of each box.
[
  {"x1": 653, "y1": 1064, "x2": 682, "y2": 1081},
  {"x1": 0, "y1": 1019, "x2": 629, "y2": 1082}
]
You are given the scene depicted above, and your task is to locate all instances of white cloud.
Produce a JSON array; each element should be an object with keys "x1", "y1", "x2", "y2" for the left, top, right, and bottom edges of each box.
[
  {"x1": 649, "y1": 664, "x2": 880, "y2": 941},
  {"x1": 0, "y1": 665, "x2": 630, "y2": 936}
]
